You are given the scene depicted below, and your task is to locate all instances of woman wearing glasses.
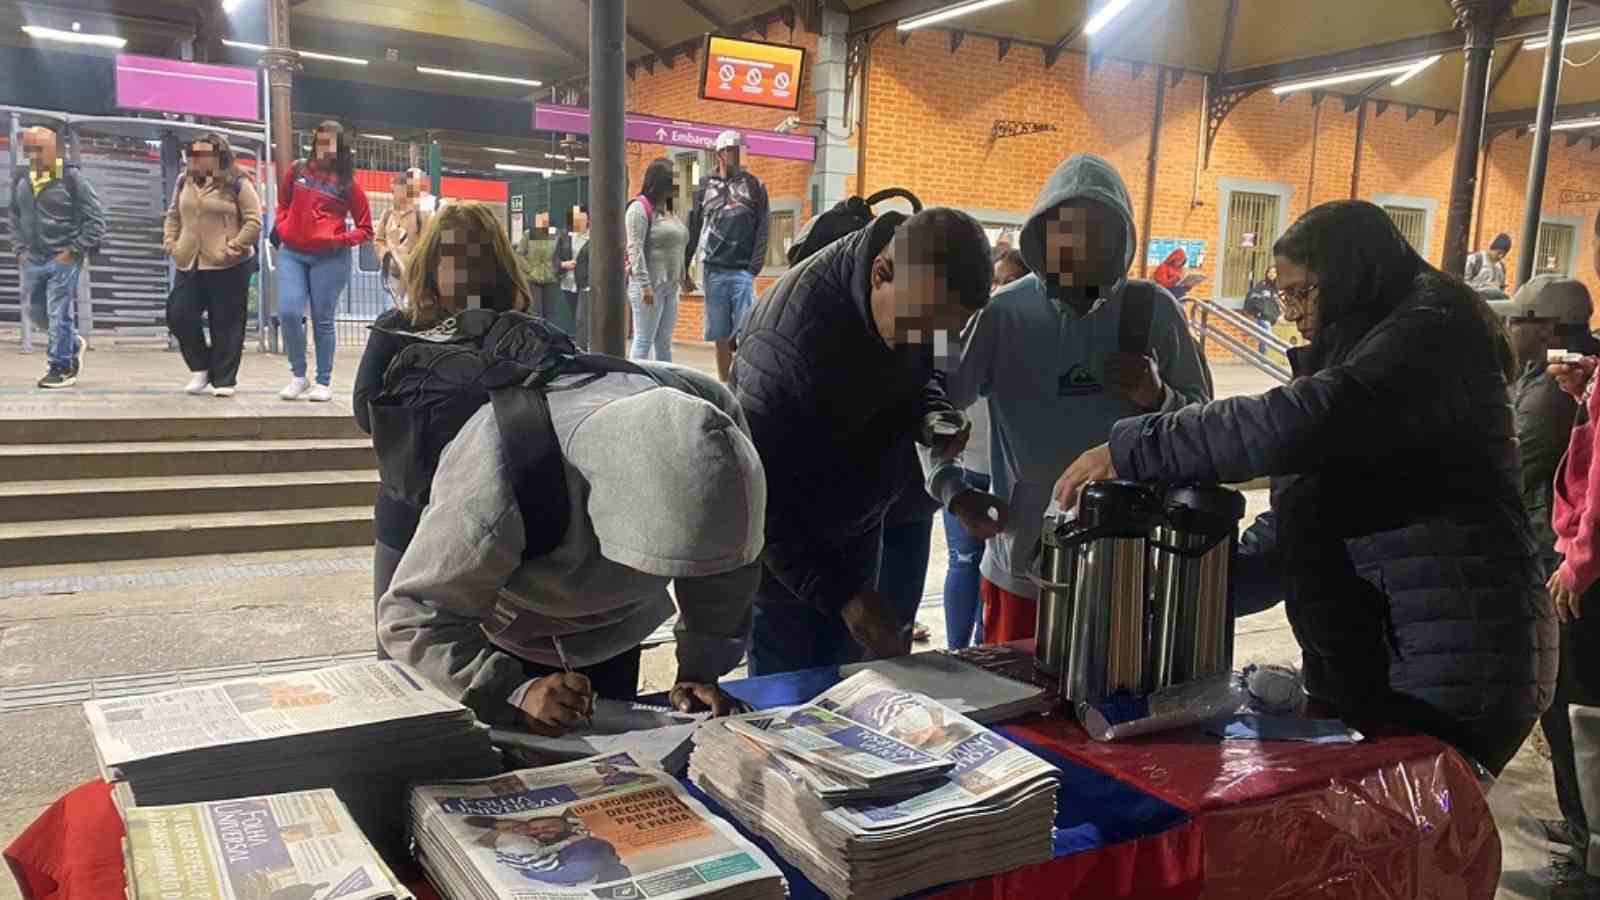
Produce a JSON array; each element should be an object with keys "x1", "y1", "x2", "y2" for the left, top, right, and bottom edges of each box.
[{"x1": 1053, "y1": 200, "x2": 1553, "y2": 776}]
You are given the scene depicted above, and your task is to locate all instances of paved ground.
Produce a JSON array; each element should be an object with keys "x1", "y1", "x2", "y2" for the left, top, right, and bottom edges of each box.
[{"x1": 0, "y1": 338, "x2": 1574, "y2": 898}]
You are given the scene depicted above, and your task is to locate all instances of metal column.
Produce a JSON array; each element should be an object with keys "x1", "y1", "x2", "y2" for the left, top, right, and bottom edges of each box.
[
  {"x1": 10, "y1": 111, "x2": 32, "y2": 354},
  {"x1": 1139, "y1": 67, "x2": 1167, "y2": 279},
  {"x1": 1442, "y1": 0, "x2": 1512, "y2": 276},
  {"x1": 1349, "y1": 99, "x2": 1368, "y2": 199},
  {"x1": 589, "y1": 0, "x2": 627, "y2": 357},
  {"x1": 261, "y1": 0, "x2": 296, "y2": 180},
  {"x1": 1518, "y1": 0, "x2": 1571, "y2": 287}
]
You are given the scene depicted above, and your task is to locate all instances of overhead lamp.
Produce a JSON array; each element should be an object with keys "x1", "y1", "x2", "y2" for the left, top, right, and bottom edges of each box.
[
  {"x1": 222, "y1": 39, "x2": 368, "y2": 66},
  {"x1": 1084, "y1": 0, "x2": 1141, "y2": 37},
  {"x1": 1270, "y1": 60, "x2": 1425, "y2": 95},
  {"x1": 416, "y1": 65, "x2": 541, "y2": 87},
  {"x1": 1527, "y1": 28, "x2": 1600, "y2": 51},
  {"x1": 1389, "y1": 54, "x2": 1441, "y2": 87},
  {"x1": 1547, "y1": 118, "x2": 1600, "y2": 132},
  {"x1": 545, "y1": 152, "x2": 590, "y2": 162},
  {"x1": 495, "y1": 163, "x2": 567, "y2": 175},
  {"x1": 221, "y1": 0, "x2": 248, "y2": 12},
  {"x1": 484, "y1": 147, "x2": 518, "y2": 155},
  {"x1": 898, "y1": 0, "x2": 1018, "y2": 31},
  {"x1": 20, "y1": 24, "x2": 126, "y2": 48},
  {"x1": 364, "y1": 133, "x2": 395, "y2": 141}
]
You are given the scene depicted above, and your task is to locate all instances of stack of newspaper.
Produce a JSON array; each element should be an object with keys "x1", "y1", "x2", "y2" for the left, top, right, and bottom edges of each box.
[
  {"x1": 84, "y1": 661, "x2": 501, "y2": 860},
  {"x1": 690, "y1": 671, "x2": 1060, "y2": 900},
  {"x1": 839, "y1": 651, "x2": 1049, "y2": 724},
  {"x1": 409, "y1": 753, "x2": 787, "y2": 900},
  {"x1": 124, "y1": 789, "x2": 413, "y2": 900}
]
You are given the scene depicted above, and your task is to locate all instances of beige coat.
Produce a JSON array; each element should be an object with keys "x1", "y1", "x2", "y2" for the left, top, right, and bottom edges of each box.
[
  {"x1": 376, "y1": 204, "x2": 429, "y2": 265},
  {"x1": 162, "y1": 174, "x2": 262, "y2": 271}
]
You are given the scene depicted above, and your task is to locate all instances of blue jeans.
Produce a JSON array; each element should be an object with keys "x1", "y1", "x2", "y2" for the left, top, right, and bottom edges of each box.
[
  {"x1": 702, "y1": 266, "x2": 754, "y2": 342},
  {"x1": 277, "y1": 247, "x2": 351, "y2": 385},
  {"x1": 24, "y1": 257, "x2": 82, "y2": 370},
  {"x1": 941, "y1": 470, "x2": 989, "y2": 649},
  {"x1": 628, "y1": 278, "x2": 678, "y2": 361},
  {"x1": 879, "y1": 514, "x2": 935, "y2": 646}
]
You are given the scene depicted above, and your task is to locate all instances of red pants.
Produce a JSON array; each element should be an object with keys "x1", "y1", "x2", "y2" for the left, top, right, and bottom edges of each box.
[{"x1": 981, "y1": 578, "x2": 1036, "y2": 643}]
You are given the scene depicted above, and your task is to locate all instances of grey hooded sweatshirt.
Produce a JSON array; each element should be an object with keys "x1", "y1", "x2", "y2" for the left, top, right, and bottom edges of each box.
[
  {"x1": 379, "y1": 363, "x2": 766, "y2": 724},
  {"x1": 923, "y1": 154, "x2": 1213, "y2": 599}
]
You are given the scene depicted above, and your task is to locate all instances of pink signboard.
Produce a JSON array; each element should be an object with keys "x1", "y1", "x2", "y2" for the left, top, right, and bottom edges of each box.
[
  {"x1": 115, "y1": 54, "x2": 259, "y2": 121},
  {"x1": 535, "y1": 103, "x2": 816, "y2": 163}
]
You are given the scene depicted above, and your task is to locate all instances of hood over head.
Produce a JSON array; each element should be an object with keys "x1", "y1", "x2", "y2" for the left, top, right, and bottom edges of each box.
[
  {"x1": 567, "y1": 387, "x2": 766, "y2": 579},
  {"x1": 1020, "y1": 153, "x2": 1137, "y2": 286}
]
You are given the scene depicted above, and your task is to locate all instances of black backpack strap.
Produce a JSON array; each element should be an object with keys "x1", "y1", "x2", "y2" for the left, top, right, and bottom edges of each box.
[
  {"x1": 1119, "y1": 281, "x2": 1156, "y2": 355},
  {"x1": 490, "y1": 387, "x2": 571, "y2": 560}
]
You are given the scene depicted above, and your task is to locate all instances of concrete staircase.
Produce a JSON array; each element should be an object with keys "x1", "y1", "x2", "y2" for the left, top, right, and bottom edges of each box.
[{"x1": 0, "y1": 413, "x2": 376, "y2": 567}]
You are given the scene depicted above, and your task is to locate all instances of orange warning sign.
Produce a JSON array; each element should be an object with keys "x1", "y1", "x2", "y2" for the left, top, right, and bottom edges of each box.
[{"x1": 699, "y1": 35, "x2": 806, "y2": 112}]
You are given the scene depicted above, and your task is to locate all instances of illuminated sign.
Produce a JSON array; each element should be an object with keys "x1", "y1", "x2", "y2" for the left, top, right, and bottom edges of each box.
[{"x1": 698, "y1": 35, "x2": 805, "y2": 112}]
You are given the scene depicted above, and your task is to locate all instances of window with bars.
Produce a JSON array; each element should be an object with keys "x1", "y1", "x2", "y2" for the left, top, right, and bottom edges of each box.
[
  {"x1": 766, "y1": 209, "x2": 798, "y2": 268},
  {"x1": 1536, "y1": 222, "x2": 1577, "y2": 277},
  {"x1": 1384, "y1": 206, "x2": 1428, "y2": 254},
  {"x1": 1221, "y1": 190, "x2": 1280, "y2": 300}
]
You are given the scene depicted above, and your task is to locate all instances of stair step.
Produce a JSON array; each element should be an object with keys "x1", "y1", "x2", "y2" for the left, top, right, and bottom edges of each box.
[
  {"x1": 0, "y1": 471, "x2": 381, "y2": 522},
  {"x1": 0, "y1": 439, "x2": 375, "y2": 481},
  {"x1": 0, "y1": 507, "x2": 375, "y2": 568},
  {"x1": 0, "y1": 415, "x2": 365, "y2": 445}
]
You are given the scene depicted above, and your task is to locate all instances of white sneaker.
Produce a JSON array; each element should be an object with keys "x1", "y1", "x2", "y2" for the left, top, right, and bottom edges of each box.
[
  {"x1": 210, "y1": 386, "x2": 236, "y2": 398},
  {"x1": 185, "y1": 372, "x2": 210, "y2": 395},
  {"x1": 279, "y1": 377, "x2": 311, "y2": 400},
  {"x1": 306, "y1": 383, "x2": 333, "y2": 403}
]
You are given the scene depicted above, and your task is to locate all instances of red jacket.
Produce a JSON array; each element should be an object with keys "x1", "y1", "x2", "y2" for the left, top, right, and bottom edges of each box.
[
  {"x1": 274, "y1": 159, "x2": 373, "y2": 254},
  {"x1": 1555, "y1": 384, "x2": 1600, "y2": 593}
]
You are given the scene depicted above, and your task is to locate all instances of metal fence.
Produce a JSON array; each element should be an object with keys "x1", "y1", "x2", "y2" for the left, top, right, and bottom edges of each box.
[{"x1": 1186, "y1": 296, "x2": 1292, "y2": 384}]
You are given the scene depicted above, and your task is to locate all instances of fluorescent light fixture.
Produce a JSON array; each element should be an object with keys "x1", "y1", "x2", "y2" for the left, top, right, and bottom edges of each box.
[
  {"x1": 222, "y1": 0, "x2": 247, "y2": 12},
  {"x1": 364, "y1": 133, "x2": 395, "y2": 141},
  {"x1": 1084, "y1": 0, "x2": 1140, "y2": 36},
  {"x1": 1271, "y1": 60, "x2": 1423, "y2": 95},
  {"x1": 1548, "y1": 118, "x2": 1600, "y2": 132},
  {"x1": 1389, "y1": 54, "x2": 1441, "y2": 87},
  {"x1": 545, "y1": 152, "x2": 590, "y2": 162},
  {"x1": 495, "y1": 163, "x2": 567, "y2": 175},
  {"x1": 416, "y1": 65, "x2": 541, "y2": 87},
  {"x1": 898, "y1": 0, "x2": 1017, "y2": 31},
  {"x1": 20, "y1": 25, "x2": 125, "y2": 47},
  {"x1": 484, "y1": 147, "x2": 518, "y2": 155},
  {"x1": 145, "y1": 140, "x2": 161, "y2": 147},
  {"x1": 1527, "y1": 28, "x2": 1600, "y2": 51},
  {"x1": 221, "y1": 39, "x2": 367, "y2": 66}
]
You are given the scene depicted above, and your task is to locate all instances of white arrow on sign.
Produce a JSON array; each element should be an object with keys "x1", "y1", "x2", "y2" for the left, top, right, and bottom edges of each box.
[{"x1": 656, "y1": 127, "x2": 668, "y2": 141}]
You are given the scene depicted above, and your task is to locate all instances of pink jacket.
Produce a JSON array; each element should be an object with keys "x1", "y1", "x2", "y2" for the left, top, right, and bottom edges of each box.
[{"x1": 1554, "y1": 383, "x2": 1600, "y2": 593}]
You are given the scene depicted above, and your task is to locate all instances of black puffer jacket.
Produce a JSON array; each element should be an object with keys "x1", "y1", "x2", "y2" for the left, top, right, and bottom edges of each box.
[
  {"x1": 1109, "y1": 202, "x2": 1555, "y2": 774},
  {"x1": 732, "y1": 213, "x2": 952, "y2": 612}
]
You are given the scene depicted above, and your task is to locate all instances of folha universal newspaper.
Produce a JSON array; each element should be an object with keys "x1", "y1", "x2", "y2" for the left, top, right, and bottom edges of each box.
[
  {"x1": 408, "y1": 752, "x2": 786, "y2": 900},
  {"x1": 123, "y1": 788, "x2": 413, "y2": 900}
]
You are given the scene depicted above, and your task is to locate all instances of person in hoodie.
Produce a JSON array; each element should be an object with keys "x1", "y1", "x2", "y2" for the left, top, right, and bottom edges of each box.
[
  {"x1": 1056, "y1": 200, "x2": 1554, "y2": 776},
  {"x1": 686, "y1": 131, "x2": 770, "y2": 382},
  {"x1": 924, "y1": 154, "x2": 1212, "y2": 644},
  {"x1": 378, "y1": 351, "x2": 766, "y2": 733},
  {"x1": 733, "y1": 207, "x2": 993, "y2": 675}
]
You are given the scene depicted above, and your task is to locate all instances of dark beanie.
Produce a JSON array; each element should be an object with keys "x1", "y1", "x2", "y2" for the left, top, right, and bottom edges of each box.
[{"x1": 1491, "y1": 233, "x2": 1512, "y2": 252}]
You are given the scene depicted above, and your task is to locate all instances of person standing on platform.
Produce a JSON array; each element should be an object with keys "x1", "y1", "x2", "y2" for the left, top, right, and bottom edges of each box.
[
  {"x1": 374, "y1": 168, "x2": 431, "y2": 289},
  {"x1": 1465, "y1": 233, "x2": 1511, "y2": 295},
  {"x1": 1055, "y1": 200, "x2": 1554, "y2": 776},
  {"x1": 162, "y1": 132, "x2": 262, "y2": 398},
  {"x1": 556, "y1": 205, "x2": 590, "y2": 343},
  {"x1": 627, "y1": 159, "x2": 690, "y2": 362},
  {"x1": 11, "y1": 126, "x2": 104, "y2": 389},
  {"x1": 273, "y1": 120, "x2": 372, "y2": 403},
  {"x1": 925, "y1": 154, "x2": 1212, "y2": 645},
  {"x1": 733, "y1": 207, "x2": 992, "y2": 675},
  {"x1": 520, "y1": 212, "x2": 562, "y2": 324},
  {"x1": 687, "y1": 131, "x2": 769, "y2": 382}
]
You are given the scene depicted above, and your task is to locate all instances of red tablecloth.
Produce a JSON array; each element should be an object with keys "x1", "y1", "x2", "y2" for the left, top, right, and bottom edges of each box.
[{"x1": 5, "y1": 718, "x2": 1496, "y2": 900}]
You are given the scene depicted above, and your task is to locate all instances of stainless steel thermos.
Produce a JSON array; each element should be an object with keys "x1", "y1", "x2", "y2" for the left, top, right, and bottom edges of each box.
[{"x1": 1033, "y1": 481, "x2": 1245, "y2": 705}]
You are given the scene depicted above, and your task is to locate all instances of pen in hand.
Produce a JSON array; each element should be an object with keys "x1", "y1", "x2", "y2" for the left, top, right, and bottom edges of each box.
[{"x1": 551, "y1": 635, "x2": 594, "y2": 728}]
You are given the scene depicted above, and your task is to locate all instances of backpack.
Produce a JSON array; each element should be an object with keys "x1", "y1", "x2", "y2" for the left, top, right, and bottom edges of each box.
[
  {"x1": 366, "y1": 310, "x2": 655, "y2": 560},
  {"x1": 787, "y1": 188, "x2": 922, "y2": 266}
]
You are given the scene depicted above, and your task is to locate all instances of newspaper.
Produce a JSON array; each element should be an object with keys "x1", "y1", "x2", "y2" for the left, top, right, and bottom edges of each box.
[
  {"x1": 724, "y1": 704, "x2": 953, "y2": 787},
  {"x1": 85, "y1": 662, "x2": 466, "y2": 770},
  {"x1": 490, "y1": 699, "x2": 706, "y2": 774},
  {"x1": 124, "y1": 789, "x2": 413, "y2": 900},
  {"x1": 410, "y1": 752, "x2": 786, "y2": 900}
]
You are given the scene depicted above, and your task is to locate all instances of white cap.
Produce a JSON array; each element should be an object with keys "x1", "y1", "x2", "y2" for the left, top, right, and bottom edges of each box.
[{"x1": 714, "y1": 130, "x2": 743, "y2": 151}]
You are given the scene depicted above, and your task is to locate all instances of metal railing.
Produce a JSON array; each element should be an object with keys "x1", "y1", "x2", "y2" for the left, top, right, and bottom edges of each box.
[{"x1": 1186, "y1": 297, "x2": 1292, "y2": 384}]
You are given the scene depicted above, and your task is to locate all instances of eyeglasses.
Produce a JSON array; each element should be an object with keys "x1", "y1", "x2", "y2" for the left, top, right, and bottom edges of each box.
[{"x1": 1277, "y1": 283, "x2": 1319, "y2": 314}]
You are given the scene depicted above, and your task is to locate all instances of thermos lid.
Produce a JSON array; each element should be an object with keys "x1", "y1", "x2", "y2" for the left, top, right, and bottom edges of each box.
[
  {"x1": 1077, "y1": 480, "x2": 1162, "y2": 535},
  {"x1": 1163, "y1": 484, "x2": 1246, "y2": 534}
]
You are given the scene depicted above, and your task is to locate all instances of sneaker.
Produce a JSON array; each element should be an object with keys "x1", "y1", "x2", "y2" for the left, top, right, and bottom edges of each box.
[
  {"x1": 278, "y1": 377, "x2": 311, "y2": 401},
  {"x1": 210, "y1": 386, "x2": 236, "y2": 398},
  {"x1": 185, "y1": 372, "x2": 211, "y2": 395},
  {"x1": 37, "y1": 367, "x2": 75, "y2": 389},
  {"x1": 71, "y1": 335, "x2": 86, "y2": 379},
  {"x1": 306, "y1": 383, "x2": 333, "y2": 403}
]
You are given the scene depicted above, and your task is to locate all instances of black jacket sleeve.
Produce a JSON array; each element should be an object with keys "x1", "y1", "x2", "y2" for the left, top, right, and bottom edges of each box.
[
  {"x1": 70, "y1": 171, "x2": 106, "y2": 256},
  {"x1": 352, "y1": 328, "x2": 403, "y2": 435},
  {"x1": 748, "y1": 178, "x2": 770, "y2": 276},
  {"x1": 1231, "y1": 509, "x2": 1286, "y2": 618},
  {"x1": 1515, "y1": 373, "x2": 1578, "y2": 575}
]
